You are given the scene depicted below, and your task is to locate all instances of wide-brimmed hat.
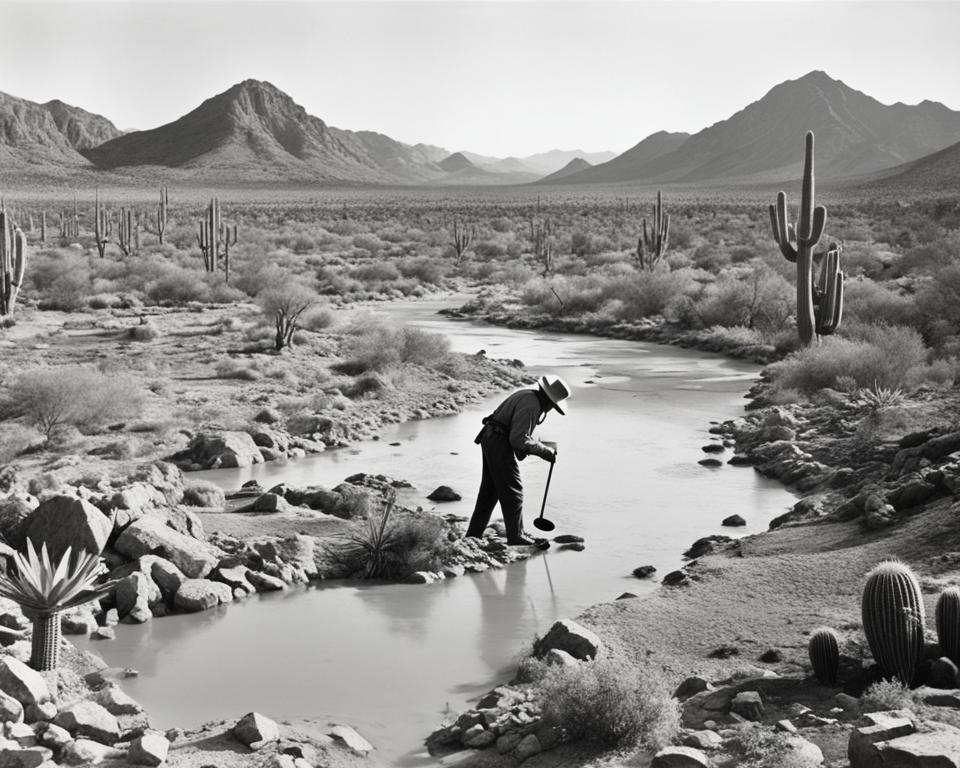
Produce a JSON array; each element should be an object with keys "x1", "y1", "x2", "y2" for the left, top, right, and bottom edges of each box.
[{"x1": 537, "y1": 375, "x2": 570, "y2": 415}]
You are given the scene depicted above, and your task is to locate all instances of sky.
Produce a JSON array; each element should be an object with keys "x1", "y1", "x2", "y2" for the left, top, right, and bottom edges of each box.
[{"x1": 2, "y1": 0, "x2": 959, "y2": 158}]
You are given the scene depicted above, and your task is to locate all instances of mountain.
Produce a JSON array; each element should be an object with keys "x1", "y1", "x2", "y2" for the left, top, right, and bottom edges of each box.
[
  {"x1": 545, "y1": 131, "x2": 689, "y2": 185},
  {"x1": 537, "y1": 157, "x2": 593, "y2": 183},
  {"x1": 412, "y1": 142, "x2": 451, "y2": 163},
  {"x1": 862, "y1": 138, "x2": 960, "y2": 192},
  {"x1": 438, "y1": 152, "x2": 476, "y2": 173},
  {"x1": 556, "y1": 71, "x2": 960, "y2": 185},
  {"x1": 0, "y1": 91, "x2": 122, "y2": 168},
  {"x1": 81, "y1": 80, "x2": 444, "y2": 183},
  {"x1": 521, "y1": 149, "x2": 617, "y2": 175}
]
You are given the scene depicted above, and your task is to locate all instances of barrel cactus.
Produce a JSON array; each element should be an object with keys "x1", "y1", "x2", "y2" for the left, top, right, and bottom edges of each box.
[
  {"x1": 808, "y1": 626, "x2": 840, "y2": 685},
  {"x1": 861, "y1": 560, "x2": 926, "y2": 686},
  {"x1": 936, "y1": 586, "x2": 960, "y2": 665}
]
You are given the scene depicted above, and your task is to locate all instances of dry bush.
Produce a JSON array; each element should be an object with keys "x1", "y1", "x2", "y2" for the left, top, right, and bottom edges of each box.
[
  {"x1": 182, "y1": 480, "x2": 226, "y2": 508},
  {"x1": 214, "y1": 358, "x2": 262, "y2": 381},
  {"x1": 1, "y1": 366, "x2": 145, "y2": 440},
  {"x1": 861, "y1": 679, "x2": 915, "y2": 713},
  {"x1": 538, "y1": 658, "x2": 680, "y2": 750}
]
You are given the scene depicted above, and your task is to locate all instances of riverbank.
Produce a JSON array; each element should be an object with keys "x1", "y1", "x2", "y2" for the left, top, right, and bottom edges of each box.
[{"x1": 425, "y1": 377, "x2": 960, "y2": 767}]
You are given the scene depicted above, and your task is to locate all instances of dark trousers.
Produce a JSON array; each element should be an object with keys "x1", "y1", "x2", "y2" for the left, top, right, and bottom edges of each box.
[{"x1": 466, "y1": 429, "x2": 524, "y2": 539}]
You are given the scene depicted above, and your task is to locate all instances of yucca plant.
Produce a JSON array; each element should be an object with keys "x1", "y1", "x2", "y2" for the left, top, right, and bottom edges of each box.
[{"x1": 0, "y1": 539, "x2": 117, "y2": 670}]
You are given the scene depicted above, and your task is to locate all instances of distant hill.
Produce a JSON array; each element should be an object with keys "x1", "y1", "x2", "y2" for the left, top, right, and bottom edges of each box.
[
  {"x1": 546, "y1": 131, "x2": 689, "y2": 185},
  {"x1": 521, "y1": 148, "x2": 617, "y2": 175},
  {"x1": 0, "y1": 91, "x2": 122, "y2": 168},
  {"x1": 858, "y1": 138, "x2": 960, "y2": 193},
  {"x1": 438, "y1": 152, "x2": 476, "y2": 173},
  {"x1": 537, "y1": 157, "x2": 593, "y2": 183},
  {"x1": 82, "y1": 80, "x2": 444, "y2": 183},
  {"x1": 555, "y1": 71, "x2": 960, "y2": 185}
]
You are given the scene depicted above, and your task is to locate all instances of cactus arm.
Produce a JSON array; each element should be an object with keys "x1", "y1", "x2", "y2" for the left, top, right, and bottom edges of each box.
[
  {"x1": 772, "y1": 192, "x2": 798, "y2": 262},
  {"x1": 802, "y1": 205, "x2": 827, "y2": 247}
]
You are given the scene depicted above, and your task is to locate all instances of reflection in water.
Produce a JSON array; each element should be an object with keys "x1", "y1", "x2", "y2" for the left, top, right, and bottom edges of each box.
[{"x1": 76, "y1": 300, "x2": 796, "y2": 767}]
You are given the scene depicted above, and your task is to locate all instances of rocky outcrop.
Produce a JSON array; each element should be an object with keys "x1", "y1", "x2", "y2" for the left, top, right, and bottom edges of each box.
[
  {"x1": 13, "y1": 496, "x2": 112, "y2": 561},
  {"x1": 114, "y1": 517, "x2": 219, "y2": 578},
  {"x1": 170, "y1": 431, "x2": 265, "y2": 470},
  {"x1": 533, "y1": 619, "x2": 602, "y2": 661}
]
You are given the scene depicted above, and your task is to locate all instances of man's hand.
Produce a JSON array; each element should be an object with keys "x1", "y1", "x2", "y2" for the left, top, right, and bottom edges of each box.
[{"x1": 546, "y1": 447, "x2": 557, "y2": 464}]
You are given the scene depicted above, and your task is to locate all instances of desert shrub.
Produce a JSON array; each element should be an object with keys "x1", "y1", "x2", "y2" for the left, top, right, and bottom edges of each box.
[
  {"x1": 182, "y1": 480, "x2": 226, "y2": 508},
  {"x1": 1, "y1": 366, "x2": 145, "y2": 440},
  {"x1": 396, "y1": 256, "x2": 447, "y2": 285},
  {"x1": 861, "y1": 679, "x2": 914, "y2": 713},
  {"x1": 844, "y1": 278, "x2": 919, "y2": 328},
  {"x1": 351, "y1": 261, "x2": 400, "y2": 282},
  {"x1": 146, "y1": 266, "x2": 211, "y2": 305},
  {"x1": 538, "y1": 658, "x2": 679, "y2": 749},
  {"x1": 326, "y1": 496, "x2": 453, "y2": 578},
  {"x1": 0, "y1": 423, "x2": 41, "y2": 463},
  {"x1": 299, "y1": 306, "x2": 337, "y2": 332},
  {"x1": 339, "y1": 314, "x2": 461, "y2": 375},
  {"x1": 258, "y1": 280, "x2": 321, "y2": 350},
  {"x1": 214, "y1": 359, "x2": 261, "y2": 381},
  {"x1": 689, "y1": 267, "x2": 792, "y2": 333},
  {"x1": 610, "y1": 270, "x2": 698, "y2": 321},
  {"x1": 128, "y1": 321, "x2": 160, "y2": 341},
  {"x1": 768, "y1": 326, "x2": 929, "y2": 394},
  {"x1": 37, "y1": 269, "x2": 91, "y2": 311}
]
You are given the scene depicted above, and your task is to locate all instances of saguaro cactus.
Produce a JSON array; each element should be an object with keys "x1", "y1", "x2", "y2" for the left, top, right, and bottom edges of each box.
[
  {"x1": 156, "y1": 185, "x2": 169, "y2": 245},
  {"x1": 451, "y1": 219, "x2": 474, "y2": 266},
  {"x1": 1, "y1": 206, "x2": 27, "y2": 317},
  {"x1": 769, "y1": 131, "x2": 844, "y2": 345},
  {"x1": 117, "y1": 207, "x2": 136, "y2": 257},
  {"x1": 808, "y1": 626, "x2": 840, "y2": 685},
  {"x1": 936, "y1": 586, "x2": 960, "y2": 665},
  {"x1": 637, "y1": 190, "x2": 670, "y2": 270},
  {"x1": 93, "y1": 189, "x2": 111, "y2": 258},
  {"x1": 861, "y1": 560, "x2": 925, "y2": 686},
  {"x1": 197, "y1": 197, "x2": 238, "y2": 282}
]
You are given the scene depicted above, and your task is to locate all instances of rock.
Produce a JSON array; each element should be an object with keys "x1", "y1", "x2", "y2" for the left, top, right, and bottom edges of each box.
[
  {"x1": 0, "y1": 746, "x2": 52, "y2": 767},
  {"x1": 462, "y1": 724, "x2": 495, "y2": 749},
  {"x1": 674, "y1": 677, "x2": 711, "y2": 700},
  {"x1": 144, "y1": 556, "x2": 186, "y2": 599},
  {"x1": 0, "y1": 658, "x2": 50, "y2": 707},
  {"x1": 114, "y1": 517, "x2": 218, "y2": 578},
  {"x1": 23, "y1": 702, "x2": 57, "y2": 724},
  {"x1": 917, "y1": 688, "x2": 960, "y2": 708},
  {"x1": 496, "y1": 732, "x2": 522, "y2": 753},
  {"x1": 617, "y1": 592, "x2": 638, "y2": 599},
  {"x1": 662, "y1": 570, "x2": 690, "y2": 587},
  {"x1": 759, "y1": 649, "x2": 783, "y2": 663},
  {"x1": 60, "y1": 738, "x2": 118, "y2": 765},
  {"x1": 870, "y1": 727, "x2": 960, "y2": 767},
  {"x1": 53, "y1": 701, "x2": 121, "y2": 745},
  {"x1": 708, "y1": 644, "x2": 739, "y2": 659},
  {"x1": 427, "y1": 486, "x2": 461, "y2": 502},
  {"x1": 684, "y1": 535, "x2": 733, "y2": 559},
  {"x1": 246, "y1": 571, "x2": 287, "y2": 592},
  {"x1": 0, "y1": 690, "x2": 23, "y2": 723},
  {"x1": 929, "y1": 657, "x2": 960, "y2": 689},
  {"x1": 61, "y1": 609, "x2": 98, "y2": 636},
  {"x1": 836, "y1": 693, "x2": 860, "y2": 712},
  {"x1": 328, "y1": 724, "x2": 373, "y2": 755},
  {"x1": 93, "y1": 627, "x2": 116, "y2": 640},
  {"x1": 775, "y1": 719, "x2": 798, "y2": 733},
  {"x1": 544, "y1": 649, "x2": 579, "y2": 667},
  {"x1": 781, "y1": 735, "x2": 824, "y2": 767},
  {"x1": 234, "y1": 493, "x2": 290, "y2": 514},
  {"x1": 174, "y1": 579, "x2": 233, "y2": 612},
  {"x1": 888, "y1": 477, "x2": 939, "y2": 511},
  {"x1": 698, "y1": 458, "x2": 722, "y2": 467},
  {"x1": 651, "y1": 745, "x2": 710, "y2": 767},
  {"x1": 128, "y1": 731, "x2": 169, "y2": 766},
  {"x1": 37, "y1": 722, "x2": 72, "y2": 748},
  {"x1": 848, "y1": 710, "x2": 916, "y2": 767},
  {"x1": 14, "y1": 496, "x2": 112, "y2": 561},
  {"x1": 4, "y1": 721, "x2": 36, "y2": 745},
  {"x1": 253, "y1": 408, "x2": 282, "y2": 425},
  {"x1": 682, "y1": 730, "x2": 722, "y2": 749},
  {"x1": 213, "y1": 565, "x2": 254, "y2": 592},
  {"x1": 534, "y1": 619, "x2": 602, "y2": 661},
  {"x1": 115, "y1": 573, "x2": 162, "y2": 621},
  {"x1": 233, "y1": 712, "x2": 280, "y2": 750},
  {"x1": 91, "y1": 684, "x2": 143, "y2": 716},
  {"x1": 170, "y1": 431, "x2": 264, "y2": 470},
  {"x1": 515, "y1": 733, "x2": 541, "y2": 761},
  {"x1": 701, "y1": 444, "x2": 725, "y2": 454},
  {"x1": 722, "y1": 514, "x2": 746, "y2": 527},
  {"x1": 730, "y1": 690, "x2": 764, "y2": 721}
]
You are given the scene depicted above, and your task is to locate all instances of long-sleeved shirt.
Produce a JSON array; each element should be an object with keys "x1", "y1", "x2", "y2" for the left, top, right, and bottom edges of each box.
[{"x1": 487, "y1": 388, "x2": 553, "y2": 461}]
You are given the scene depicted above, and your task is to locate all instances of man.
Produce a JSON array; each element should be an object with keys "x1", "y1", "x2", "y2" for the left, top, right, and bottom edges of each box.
[{"x1": 465, "y1": 375, "x2": 571, "y2": 545}]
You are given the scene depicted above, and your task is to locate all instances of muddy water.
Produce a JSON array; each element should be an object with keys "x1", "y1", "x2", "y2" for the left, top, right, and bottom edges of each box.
[{"x1": 76, "y1": 300, "x2": 795, "y2": 765}]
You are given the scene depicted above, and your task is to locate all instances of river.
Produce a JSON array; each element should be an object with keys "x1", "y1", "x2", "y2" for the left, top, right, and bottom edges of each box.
[{"x1": 75, "y1": 298, "x2": 795, "y2": 765}]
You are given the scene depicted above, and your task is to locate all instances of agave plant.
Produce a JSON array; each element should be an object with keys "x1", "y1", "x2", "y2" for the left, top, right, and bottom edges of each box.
[{"x1": 0, "y1": 539, "x2": 117, "y2": 671}]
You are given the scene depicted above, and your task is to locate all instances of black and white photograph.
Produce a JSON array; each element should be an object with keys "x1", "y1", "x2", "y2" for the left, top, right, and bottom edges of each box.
[{"x1": 1, "y1": 0, "x2": 960, "y2": 765}]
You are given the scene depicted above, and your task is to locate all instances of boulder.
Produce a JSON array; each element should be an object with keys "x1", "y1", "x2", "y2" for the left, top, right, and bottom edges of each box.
[
  {"x1": 872, "y1": 727, "x2": 960, "y2": 767},
  {"x1": 722, "y1": 514, "x2": 746, "y2": 527},
  {"x1": 328, "y1": 725, "x2": 373, "y2": 755},
  {"x1": 115, "y1": 573, "x2": 162, "y2": 621},
  {"x1": 534, "y1": 619, "x2": 602, "y2": 661},
  {"x1": 171, "y1": 432, "x2": 264, "y2": 470},
  {"x1": 683, "y1": 535, "x2": 733, "y2": 559},
  {"x1": 53, "y1": 700, "x2": 121, "y2": 745},
  {"x1": 128, "y1": 731, "x2": 170, "y2": 766},
  {"x1": 91, "y1": 684, "x2": 143, "y2": 716},
  {"x1": 0, "y1": 747, "x2": 51, "y2": 767},
  {"x1": 246, "y1": 571, "x2": 287, "y2": 592},
  {"x1": 144, "y1": 556, "x2": 186, "y2": 599},
  {"x1": 24, "y1": 702, "x2": 57, "y2": 724},
  {"x1": 233, "y1": 712, "x2": 280, "y2": 750},
  {"x1": 37, "y1": 723, "x2": 72, "y2": 749},
  {"x1": 427, "y1": 486, "x2": 461, "y2": 502},
  {"x1": 174, "y1": 580, "x2": 233, "y2": 612},
  {"x1": 60, "y1": 738, "x2": 119, "y2": 765},
  {"x1": 106, "y1": 482, "x2": 167, "y2": 527},
  {"x1": 234, "y1": 494, "x2": 290, "y2": 514},
  {"x1": 462, "y1": 724, "x2": 494, "y2": 748},
  {"x1": 515, "y1": 734, "x2": 541, "y2": 760},
  {"x1": 0, "y1": 658, "x2": 50, "y2": 707},
  {"x1": 60, "y1": 609, "x2": 98, "y2": 636},
  {"x1": 929, "y1": 657, "x2": 960, "y2": 689},
  {"x1": 114, "y1": 517, "x2": 218, "y2": 578},
  {"x1": 682, "y1": 730, "x2": 722, "y2": 750},
  {"x1": 730, "y1": 690, "x2": 764, "y2": 721},
  {"x1": 632, "y1": 565, "x2": 656, "y2": 578},
  {"x1": 848, "y1": 710, "x2": 916, "y2": 767},
  {"x1": 780, "y1": 735, "x2": 824, "y2": 767},
  {"x1": 662, "y1": 570, "x2": 690, "y2": 587},
  {"x1": 0, "y1": 690, "x2": 23, "y2": 723},
  {"x1": 674, "y1": 677, "x2": 711, "y2": 700},
  {"x1": 213, "y1": 565, "x2": 254, "y2": 592},
  {"x1": 651, "y1": 746, "x2": 710, "y2": 767},
  {"x1": 14, "y1": 496, "x2": 112, "y2": 561}
]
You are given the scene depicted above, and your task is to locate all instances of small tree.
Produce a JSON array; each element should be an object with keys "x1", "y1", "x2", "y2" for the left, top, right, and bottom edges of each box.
[{"x1": 258, "y1": 281, "x2": 320, "y2": 351}]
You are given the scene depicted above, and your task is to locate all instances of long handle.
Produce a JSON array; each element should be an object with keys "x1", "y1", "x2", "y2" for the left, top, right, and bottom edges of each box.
[{"x1": 538, "y1": 461, "x2": 555, "y2": 521}]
